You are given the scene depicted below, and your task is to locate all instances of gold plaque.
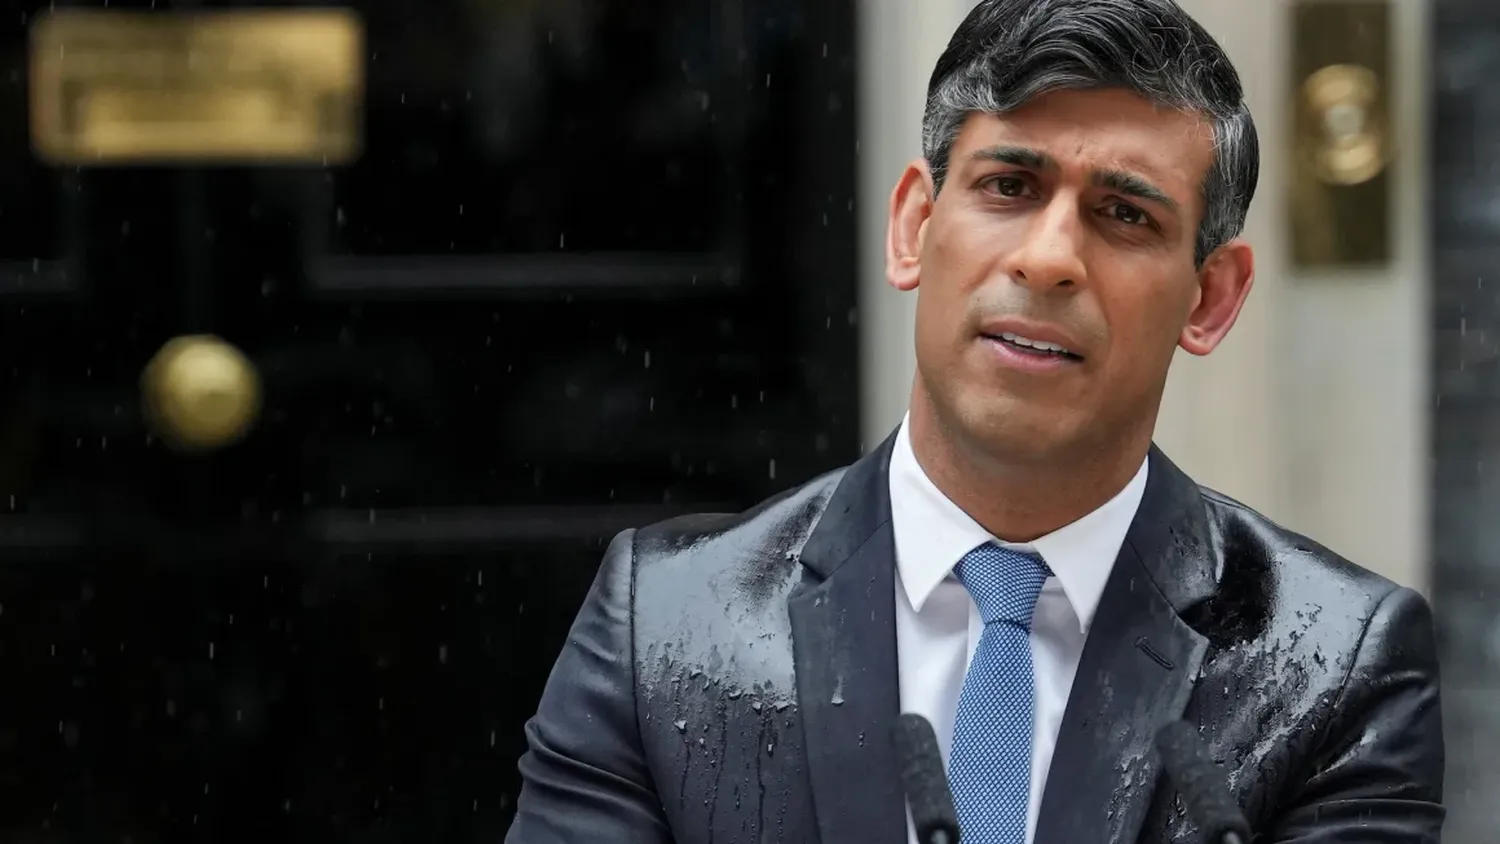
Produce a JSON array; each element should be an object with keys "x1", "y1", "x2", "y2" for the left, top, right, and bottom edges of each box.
[
  {"x1": 1288, "y1": 0, "x2": 1392, "y2": 269},
  {"x1": 1299, "y1": 63, "x2": 1387, "y2": 187},
  {"x1": 29, "y1": 9, "x2": 363, "y2": 165}
]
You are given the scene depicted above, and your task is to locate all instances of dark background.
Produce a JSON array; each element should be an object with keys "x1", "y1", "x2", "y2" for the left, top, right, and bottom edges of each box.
[
  {"x1": 0, "y1": 0, "x2": 859, "y2": 840},
  {"x1": 1434, "y1": 0, "x2": 1500, "y2": 839}
]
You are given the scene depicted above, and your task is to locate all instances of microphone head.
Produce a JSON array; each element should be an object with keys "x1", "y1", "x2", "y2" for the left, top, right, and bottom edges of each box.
[
  {"x1": 892, "y1": 713, "x2": 960, "y2": 842},
  {"x1": 1154, "y1": 721, "x2": 1250, "y2": 842}
]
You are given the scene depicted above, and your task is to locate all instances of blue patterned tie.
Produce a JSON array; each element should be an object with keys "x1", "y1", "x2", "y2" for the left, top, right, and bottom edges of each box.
[{"x1": 949, "y1": 542, "x2": 1051, "y2": 844}]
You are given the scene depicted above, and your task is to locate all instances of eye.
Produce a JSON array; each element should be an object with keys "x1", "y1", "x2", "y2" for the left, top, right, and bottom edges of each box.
[
  {"x1": 982, "y1": 175, "x2": 1031, "y2": 198},
  {"x1": 1106, "y1": 202, "x2": 1150, "y2": 226}
]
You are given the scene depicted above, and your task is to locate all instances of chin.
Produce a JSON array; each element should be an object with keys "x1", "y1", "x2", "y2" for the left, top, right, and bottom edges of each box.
[{"x1": 952, "y1": 395, "x2": 1081, "y2": 465}]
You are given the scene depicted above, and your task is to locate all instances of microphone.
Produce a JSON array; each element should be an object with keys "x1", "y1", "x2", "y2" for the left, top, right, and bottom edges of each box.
[
  {"x1": 892, "y1": 713, "x2": 961, "y2": 844},
  {"x1": 1154, "y1": 721, "x2": 1250, "y2": 844}
]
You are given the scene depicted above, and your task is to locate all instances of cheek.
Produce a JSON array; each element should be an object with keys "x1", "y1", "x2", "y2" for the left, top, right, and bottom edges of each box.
[
  {"x1": 912, "y1": 284, "x2": 964, "y2": 365},
  {"x1": 917, "y1": 219, "x2": 977, "y2": 310},
  {"x1": 921, "y1": 215, "x2": 960, "y2": 272},
  {"x1": 924, "y1": 220, "x2": 1004, "y2": 308},
  {"x1": 1097, "y1": 284, "x2": 1195, "y2": 369}
]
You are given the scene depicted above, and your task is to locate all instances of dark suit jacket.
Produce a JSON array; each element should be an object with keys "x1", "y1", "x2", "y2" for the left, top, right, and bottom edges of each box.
[{"x1": 506, "y1": 436, "x2": 1444, "y2": 843}]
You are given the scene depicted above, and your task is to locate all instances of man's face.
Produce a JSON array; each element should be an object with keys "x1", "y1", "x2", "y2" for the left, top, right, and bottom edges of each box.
[{"x1": 886, "y1": 87, "x2": 1254, "y2": 467}]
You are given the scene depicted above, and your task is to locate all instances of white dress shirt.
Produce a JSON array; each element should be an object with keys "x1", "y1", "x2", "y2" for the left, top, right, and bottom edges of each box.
[{"x1": 890, "y1": 417, "x2": 1148, "y2": 844}]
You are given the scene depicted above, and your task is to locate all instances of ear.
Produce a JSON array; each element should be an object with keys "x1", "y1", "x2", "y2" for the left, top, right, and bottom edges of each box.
[
  {"x1": 885, "y1": 159, "x2": 935, "y2": 292},
  {"x1": 1179, "y1": 238, "x2": 1254, "y2": 356}
]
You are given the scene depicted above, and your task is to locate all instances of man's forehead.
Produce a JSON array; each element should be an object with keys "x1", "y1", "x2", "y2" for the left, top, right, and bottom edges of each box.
[{"x1": 953, "y1": 93, "x2": 1215, "y2": 181}]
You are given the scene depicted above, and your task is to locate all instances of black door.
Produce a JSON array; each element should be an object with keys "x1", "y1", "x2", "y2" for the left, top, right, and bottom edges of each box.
[{"x1": 0, "y1": 1, "x2": 857, "y2": 840}]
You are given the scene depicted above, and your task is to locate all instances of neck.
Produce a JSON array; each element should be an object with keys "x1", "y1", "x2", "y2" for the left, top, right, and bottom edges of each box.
[{"x1": 906, "y1": 401, "x2": 1150, "y2": 543}]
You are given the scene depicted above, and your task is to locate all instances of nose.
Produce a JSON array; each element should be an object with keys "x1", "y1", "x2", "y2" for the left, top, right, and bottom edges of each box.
[{"x1": 1004, "y1": 195, "x2": 1088, "y2": 291}]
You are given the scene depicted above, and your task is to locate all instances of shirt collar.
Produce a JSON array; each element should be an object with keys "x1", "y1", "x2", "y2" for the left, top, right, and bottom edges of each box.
[{"x1": 888, "y1": 415, "x2": 1149, "y2": 634}]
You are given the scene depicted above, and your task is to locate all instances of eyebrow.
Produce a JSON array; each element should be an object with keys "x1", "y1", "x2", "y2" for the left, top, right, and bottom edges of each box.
[{"x1": 968, "y1": 144, "x2": 1180, "y2": 211}]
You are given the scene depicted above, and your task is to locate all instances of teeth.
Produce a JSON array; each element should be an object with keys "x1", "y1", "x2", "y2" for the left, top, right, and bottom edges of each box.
[{"x1": 999, "y1": 331, "x2": 1071, "y2": 355}]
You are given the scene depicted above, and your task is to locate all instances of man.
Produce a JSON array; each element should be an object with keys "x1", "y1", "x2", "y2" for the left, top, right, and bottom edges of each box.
[{"x1": 505, "y1": 0, "x2": 1445, "y2": 841}]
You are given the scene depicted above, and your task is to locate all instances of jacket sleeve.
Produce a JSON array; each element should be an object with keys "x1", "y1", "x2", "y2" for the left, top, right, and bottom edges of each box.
[
  {"x1": 1271, "y1": 586, "x2": 1445, "y2": 843},
  {"x1": 506, "y1": 529, "x2": 673, "y2": 843}
]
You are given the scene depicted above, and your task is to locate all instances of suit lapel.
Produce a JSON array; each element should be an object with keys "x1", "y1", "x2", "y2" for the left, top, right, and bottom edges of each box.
[
  {"x1": 1034, "y1": 447, "x2": 1220, "y2": 844},
  {"x1": 787, "y1": 434, "x2": 907, "y2": 844}
]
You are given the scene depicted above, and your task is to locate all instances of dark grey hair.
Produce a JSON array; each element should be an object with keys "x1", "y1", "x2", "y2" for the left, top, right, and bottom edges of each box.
[{"x1": 923, "y1": 0, "x2": 1259, "y2": 266}]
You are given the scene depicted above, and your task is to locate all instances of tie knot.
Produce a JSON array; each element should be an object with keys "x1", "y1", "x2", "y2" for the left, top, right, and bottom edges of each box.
[{"x1": 953, "y1": 543, "x2": 1051, "y2": 627}]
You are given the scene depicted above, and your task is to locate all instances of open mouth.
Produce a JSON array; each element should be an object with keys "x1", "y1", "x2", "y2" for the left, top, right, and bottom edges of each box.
[{"x1": 982, "y1": 331, "x2": 1083, "y2": 362}]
